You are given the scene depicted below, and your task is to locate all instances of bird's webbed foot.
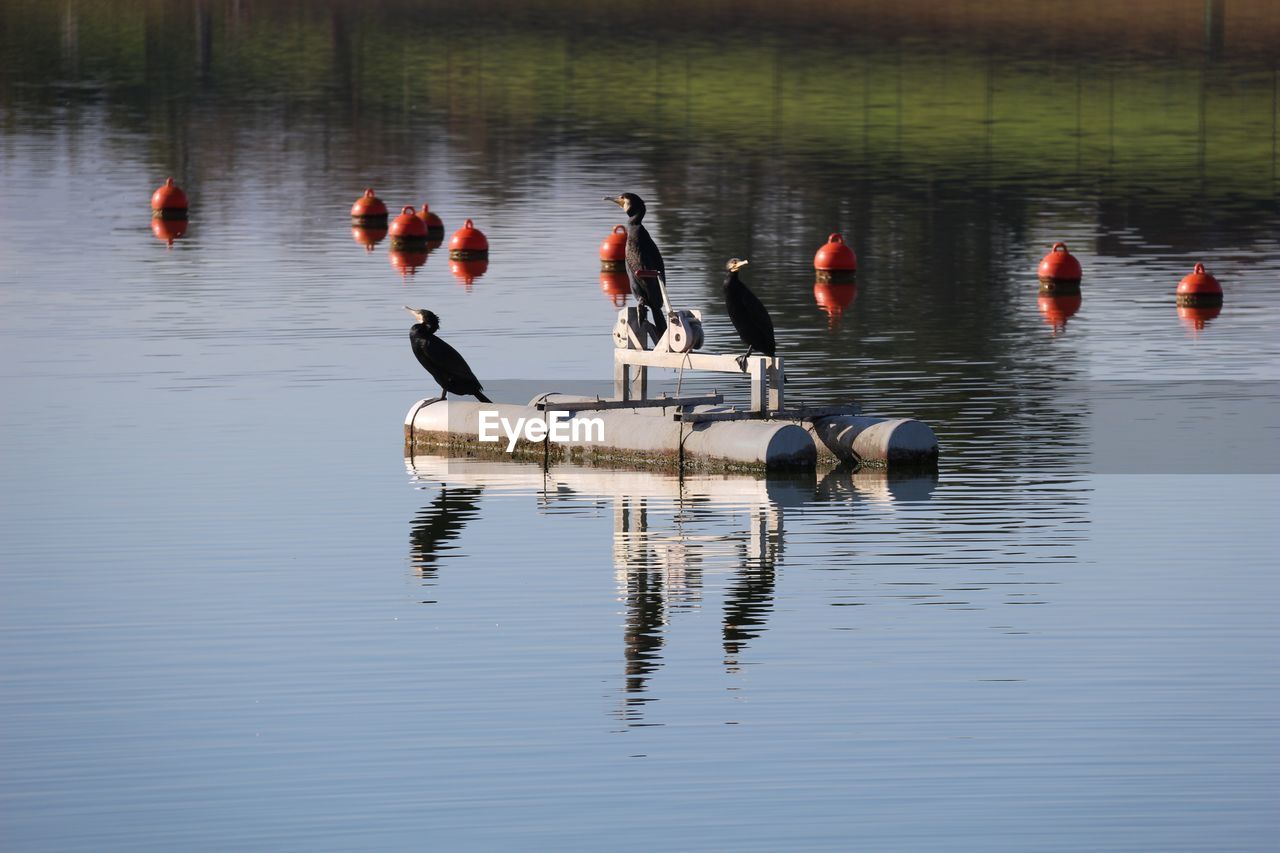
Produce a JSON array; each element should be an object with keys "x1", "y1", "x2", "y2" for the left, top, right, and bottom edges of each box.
[{"x1": 735, "y1": 354, "x2": 749, "y2": 372}]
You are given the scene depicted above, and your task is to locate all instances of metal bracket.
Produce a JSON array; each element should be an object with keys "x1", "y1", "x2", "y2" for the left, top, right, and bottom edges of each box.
[{"x1": 612, "y1": 349, "x2": 785, "y2": 413}]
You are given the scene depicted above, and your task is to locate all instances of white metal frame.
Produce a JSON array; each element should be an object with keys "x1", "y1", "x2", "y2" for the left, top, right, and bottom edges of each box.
[{"x1": 614, "y1": 347, "x2": 784, "y2": 413}]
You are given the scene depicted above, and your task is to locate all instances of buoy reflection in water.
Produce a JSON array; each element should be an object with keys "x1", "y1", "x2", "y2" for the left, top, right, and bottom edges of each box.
[
  {"x1": 151, "y1": 217, "x2": 188, "y2": 247},
  {"x1": 814, "y1": 281, "x2": 857, "y2": 329},
  {"x1": 451, "y1": 258, "x2": 488, "y2": 290},
  {"x1": 1177, "y1": 303, "x2": 1222, "y2": 334},
  {"x1": 352, "y1": 225, "x2": 388, "y2": 252},
  {"x1": 601, "y1": 271, "x2": 631, "y2": 306},
  {"x1": 391, "y1": 249, "x2": 429, "y2": 277},
  {"x1": 1038, "y1": 293, "x2": 1082, "y2": 335}
]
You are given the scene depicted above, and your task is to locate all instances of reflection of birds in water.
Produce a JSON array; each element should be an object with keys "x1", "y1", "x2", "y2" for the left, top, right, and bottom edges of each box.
[
  {"x1": 722, "y1": 258, "x2": 777, "y2": 372},
  {"x1": 612, "y1": 497, "x2": 707, "y2": 724},
  {"x1": 403, "y1": 307, "x2": 492, "y2": 403},
  {"x1": 623, "y1": 559, "x2": 666, "y2": 708},
  {"x1": 618, "y1": 501, "x2": 666, "y2": 715},
  {"x1": 723, "y1": 506, "x2": 784, "y2": 671},
  {"x1": 409, "y1": 485, "x2": 484, "y2": 589},
  {"x1": 607, "y1": 490, "x2": 794, "y2": 715},
  {"x1": 605, "y1": 192, "x2": 667, "y2": 341}
]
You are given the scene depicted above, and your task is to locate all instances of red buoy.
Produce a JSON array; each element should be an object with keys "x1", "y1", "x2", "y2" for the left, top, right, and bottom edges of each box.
[
  {"x1": 1038, "y1": 293, "x2": 1082, "y2": 335},
  {"x1": 1176, "y1": 263, "x2": 1223, "y2": 307},
  {"x1": 416, "y1": 203, "x2": 445, "y2": 238},
  {"x1": 449, "y1": 219, "x2": 489, "y2": 260},
  {"x1": 151, "y1": 217, "x2": 188, "y2": 247},
  {"x1": 352, "y1": 225, "x2": 387, "y2": 252},
  {"x1": 600, "y1": 224, "x2": 627, "y2": 272},
  {"x1": 814, "y1": 233, "x2": 857, "y2": 283},
  {"x1": 601, "y1": 270, "x2": 631, "y2": 306},
  {"x1": 814, "y1": 282, "x2": 857, "y2": 329},
  {"x1": 351, "y1": 188, "x2": 388, "y2": 224},
  {"x1": 1037, "y1": 242, "x2": 1082, "y2": 293},
  {"x1": 390, "y1": 249, "x2": 429, "y2": 277},
  {"x1": 150, "y1": 177, "x2": 188, "y2": 220},
  {"x1": 451, "y1": 258, "x2": 488, "y2": 290},
  {"x1": 390, "y1": 206, "x2": 429, "y2": 250}
]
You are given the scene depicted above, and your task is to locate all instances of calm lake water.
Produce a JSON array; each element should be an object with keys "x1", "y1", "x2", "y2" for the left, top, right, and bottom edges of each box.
[{"x1": 2, "y1": 2, "x2": 1279, "y2": 850}]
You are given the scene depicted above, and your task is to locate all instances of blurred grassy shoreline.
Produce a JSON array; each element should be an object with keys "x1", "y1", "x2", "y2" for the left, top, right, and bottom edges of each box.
[{"x1": 2, "y1": 0, "x2": 1277, "y2": 204}]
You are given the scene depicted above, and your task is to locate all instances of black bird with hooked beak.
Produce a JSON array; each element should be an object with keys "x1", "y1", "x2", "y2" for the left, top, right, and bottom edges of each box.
[
  {"x1": 605, "y1": 192, "x2": 667, "y2": 342},
  {"x1": 403, "y1": 307, "x2": 492, "y2": 403},
  {"x1": 722, "y1": 258, "x2": 777, "y2": 372}
]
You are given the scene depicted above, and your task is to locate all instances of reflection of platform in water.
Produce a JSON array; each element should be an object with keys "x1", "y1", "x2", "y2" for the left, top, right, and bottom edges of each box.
[
  {"x1": 405, "y1": 454, "x2": 937, "y2": 507},
  {"x1": 406, "y1": 453, "x2": 937, "y2": 724}
]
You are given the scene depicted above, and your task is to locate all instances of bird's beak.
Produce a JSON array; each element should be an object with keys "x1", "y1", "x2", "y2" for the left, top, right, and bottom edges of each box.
[
  {"x1": 604, "y1": 195, "x2": 623, "y2": 207},
  {"x1": 403, "y1": 305, "x2": 423, "y2": 319},
  {"x1": 732, "y1": 259, "x2": 750, "y2": 271}
]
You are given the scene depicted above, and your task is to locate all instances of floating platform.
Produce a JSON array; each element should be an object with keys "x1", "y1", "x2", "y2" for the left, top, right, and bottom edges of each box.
[
  {"x1": 404, "y1": 395, "x2": 937, "y2": 472},
  {"x1": 404, "y1": 310, "x2": 938, "y2": 472}
]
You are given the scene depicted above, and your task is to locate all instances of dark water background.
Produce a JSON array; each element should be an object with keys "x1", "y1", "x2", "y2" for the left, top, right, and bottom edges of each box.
[{"x1": 1, "y1": 2, "x2": 1278, "y2": 850}]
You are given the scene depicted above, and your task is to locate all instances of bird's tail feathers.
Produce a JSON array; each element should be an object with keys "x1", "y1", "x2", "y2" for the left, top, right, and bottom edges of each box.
[{"x1": 474, "y1": 391, "x2": 493, "y2": 404}]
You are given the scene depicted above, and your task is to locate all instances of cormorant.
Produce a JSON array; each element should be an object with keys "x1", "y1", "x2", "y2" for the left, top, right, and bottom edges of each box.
[
  {"x1": 403, "y1": 307, "x2": 492, "y2": 403},
  {"x1": 722, "y1": 258, "x2": 776, "y2": 372},
  {"x1": 605, "y1": 192, "x2": 667, "y2": 341}
]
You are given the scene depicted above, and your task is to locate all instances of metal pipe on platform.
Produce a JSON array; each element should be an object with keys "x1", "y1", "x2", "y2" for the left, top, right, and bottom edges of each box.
[{"x1": 804, "y1": 415, "x2": 939, "y2": 468}]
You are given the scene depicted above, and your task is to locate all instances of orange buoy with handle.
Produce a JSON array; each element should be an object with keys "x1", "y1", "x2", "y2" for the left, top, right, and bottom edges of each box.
[
  {"x1": 416, "y1": 203, "x2": 445, "y2": 238},
  {"x1": 1176, "y1": 263, "x2": 1223, "y2": 307},
  {"x1": 351, "y1": 188, "x2": 388, "y2": 224},
  {"x1": 390, "y1": 206, "x2": 429, "y2": 250},
  {"x1": 1037, "y1": 242, "x2": 1082, "y2": 293},
  {"x1": 151, "y1": 177, "x2": 189, "y2": 220},
  {"x1": 600, "y1": 224, "x2": 627, "y2": 271},
  {"x1": 814, "y1": 233, "x2": 857, "y2": 283},
  {"x1": 449, "y1": 219, "x2": 489, "y2": 260}
]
